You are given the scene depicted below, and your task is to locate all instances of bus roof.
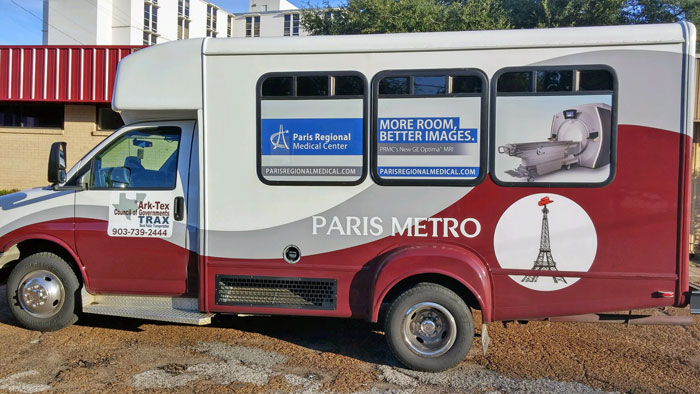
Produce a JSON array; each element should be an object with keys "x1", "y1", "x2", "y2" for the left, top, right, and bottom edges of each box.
[
  {"x1": 203, "y1": 23, "x2": 688, "y2": 55},
  {"x1": 112, "y1": 23, "x2": 692, "y2": 121}
]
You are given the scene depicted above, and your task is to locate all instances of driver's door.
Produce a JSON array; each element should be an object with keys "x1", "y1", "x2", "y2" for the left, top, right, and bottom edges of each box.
[{"x1": 75, "y1": 121, "x2": 194, "y2": 295}]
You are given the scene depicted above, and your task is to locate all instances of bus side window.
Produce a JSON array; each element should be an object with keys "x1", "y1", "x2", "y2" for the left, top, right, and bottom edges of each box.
[
  {"x1": 497, "y1": 72, "x2": 532, "y2": 93},
  {"x1": 372, "y1": 70, "x2": 487, "y2": 186},
  {"x1": 261, "y1": 77, "x2": 293, "y2": 96},
  {"x1": 492, "y1": 67, "x2": 616, "y2": 186},
  {"x1": 257, "y1": 73, "x2": 367, "y2": 185}
]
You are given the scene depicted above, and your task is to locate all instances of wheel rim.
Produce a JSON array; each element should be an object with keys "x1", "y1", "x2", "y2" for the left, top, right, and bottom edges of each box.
[
  {"x1": 401, "y1": 302, "x2": 457, "y2": 358},
  {"x1": 17, "y1": 270, "x2": 65, "y2": 318}
]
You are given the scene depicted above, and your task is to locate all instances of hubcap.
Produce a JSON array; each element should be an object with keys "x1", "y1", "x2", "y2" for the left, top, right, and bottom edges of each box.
[
  {"x1": 18, "y1": 270, "x2": 65, "y2": 318},
  {"x1": 402, "y1": 302, "x2": 457, "y2": 357}
]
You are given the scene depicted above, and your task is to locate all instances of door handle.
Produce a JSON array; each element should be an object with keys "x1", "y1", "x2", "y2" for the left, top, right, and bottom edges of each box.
[{"x1": 174, "y1": 196, "x2": 185, "y2": 221}]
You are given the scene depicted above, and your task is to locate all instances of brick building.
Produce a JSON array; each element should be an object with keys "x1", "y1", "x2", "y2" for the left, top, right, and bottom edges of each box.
[{"x1": 0, "y1": 46, "x2": 138, "y2": 189}]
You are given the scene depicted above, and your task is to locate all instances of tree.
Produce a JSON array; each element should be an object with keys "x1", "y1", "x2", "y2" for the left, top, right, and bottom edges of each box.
[
  {"x1": 622, "y1": 0, "x2": 699, "y2": 27},
  {"x1": 301, "y1": 0, "x2": 510, "y2": 35},
  {"x1": 302, "y1": 0, "x2": 700, "y2": 37},
  {"x1": 503, "y1": 0, "x2": 626, "y2": 28}
]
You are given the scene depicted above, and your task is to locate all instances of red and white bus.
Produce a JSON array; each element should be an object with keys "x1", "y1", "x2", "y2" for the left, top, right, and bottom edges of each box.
[{"x1": 0, "y1": 22, "x2": 697, "y2": 371}]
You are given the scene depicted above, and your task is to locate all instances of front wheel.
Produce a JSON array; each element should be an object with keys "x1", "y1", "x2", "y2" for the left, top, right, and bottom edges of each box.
[
  {"x1": 6, "y1": 252, "x2": 79, "y2": 331},
  {"x1": 385, "y1": 283, "x2": 474, "y2": 372}
]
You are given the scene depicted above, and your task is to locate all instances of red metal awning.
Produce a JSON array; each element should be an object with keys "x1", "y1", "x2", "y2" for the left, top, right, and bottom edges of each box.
[{"x1": 0, "y1": 46, "x2": 143, "y2": 103}]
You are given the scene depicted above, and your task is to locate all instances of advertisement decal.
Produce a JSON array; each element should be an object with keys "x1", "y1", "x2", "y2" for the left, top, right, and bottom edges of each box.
[
  {"x1": 108, "y1": 192, "x2": 174, "y2": 238},
  {"x1": 260, "y1": 99, "x2": 364, "y2": 183},
  {"x1": 493, "y1": 193, "x2": 597, "y2": 291},
  {"x1": 376, "y1": 97, "x2": 482, "y2": 181}
]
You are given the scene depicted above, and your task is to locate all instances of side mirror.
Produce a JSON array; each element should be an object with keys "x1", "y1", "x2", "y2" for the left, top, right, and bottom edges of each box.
[{"x1": 48, "y1": 142, "x2": 67, "y2": 185}]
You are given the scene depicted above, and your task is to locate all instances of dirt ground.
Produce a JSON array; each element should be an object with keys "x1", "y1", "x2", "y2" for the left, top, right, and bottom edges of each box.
[{"x1": 0, "y1": 284, "x2": 698, "y2": 394}]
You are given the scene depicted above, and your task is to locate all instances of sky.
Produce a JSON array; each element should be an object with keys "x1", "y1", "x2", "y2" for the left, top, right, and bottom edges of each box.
[{"x1": 0, "y1": 0, "x2": 341, "y2": 45}]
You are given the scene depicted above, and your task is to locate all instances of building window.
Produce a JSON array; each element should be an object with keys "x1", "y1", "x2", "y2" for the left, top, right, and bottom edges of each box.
[
  {"x1": 246, "y1": 16, "x2": 260, "y2": 37},
  {"x1": 373, "y1": 70, "x2": 487, "y2": 186},
  {"x1": 143, "y1": 0, "x2": 159, "y2": 45},
  {"x1": 178, "y1": 0, "x2": 190, "y2": 18},
  {"x1": 284, "y1": 13, "x2": 300, "y2": 36},
  {"x1": 207, "y1": 4, "x2": 218, "y2": 37},
  {"x1": 324, "y1": 11, "x2": 340, "y2": 20},
  {"x1": 178, "y1": 18, "x2": 190, "y2": 40},
  {"x1": 258, "y1": 73, "x2": 367, "y2": 185},
  {"x1": 493, "y1": 67, "x2": 616, "y2": 186},
  {"x1": 227, "y1": 15, "x2": 232, "y2": 37},
  {"x1": 0, "y1": 103, "x2": 64, "y2": 128},
  {"x1": 177, "y1": 0, "x2": 190, "y2": 40},
  {"x1": 97, "y1": 106, "x2": 125, "y2": 131}
]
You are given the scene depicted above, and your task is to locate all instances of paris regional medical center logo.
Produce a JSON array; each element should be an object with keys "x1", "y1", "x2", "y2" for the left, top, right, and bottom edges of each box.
[
  {"x1": 493, "y1": 193, "x2": 598, "y2": 291},
  {"x1": 271, "y1": 124, "x2": 290, "y2": 150}
]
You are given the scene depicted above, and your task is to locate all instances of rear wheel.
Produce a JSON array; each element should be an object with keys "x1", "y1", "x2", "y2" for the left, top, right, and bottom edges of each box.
[
  {"x1": 6, "y1": 252, "x2": 79, "y2": 331},
  {"x1": 385, "y1": 283, "x2": 474, "y2": 372}
]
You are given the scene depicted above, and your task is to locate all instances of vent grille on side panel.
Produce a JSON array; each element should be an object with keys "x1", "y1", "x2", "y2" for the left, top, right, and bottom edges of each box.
[{"x1": 215, "y1": 275, "x2": 337, "y2": 310}]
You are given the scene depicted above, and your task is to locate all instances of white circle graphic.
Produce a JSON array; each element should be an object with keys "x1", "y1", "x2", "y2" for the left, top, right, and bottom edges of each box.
[{"x1": 493, "y1": 193, "x2": 597, "y2": 291}]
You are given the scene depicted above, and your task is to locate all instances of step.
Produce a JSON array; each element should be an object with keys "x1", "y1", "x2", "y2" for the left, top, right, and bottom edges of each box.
[{"x1": 81, "y1": 288, "x2": 214, "y2": 325}]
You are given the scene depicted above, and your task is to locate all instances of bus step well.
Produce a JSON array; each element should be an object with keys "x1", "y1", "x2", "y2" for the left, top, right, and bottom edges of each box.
[{"x1": 81, "y1": 288, "x2": 214, "y2": 325}]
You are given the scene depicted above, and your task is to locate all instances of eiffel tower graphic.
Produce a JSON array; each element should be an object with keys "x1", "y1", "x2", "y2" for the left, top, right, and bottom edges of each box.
[
  {"x1": 270, "y1": 124, "x2": 289, "y2": 150},
  {"x1": 522, "y1": 196, "x2": 567, "y2": 284}
]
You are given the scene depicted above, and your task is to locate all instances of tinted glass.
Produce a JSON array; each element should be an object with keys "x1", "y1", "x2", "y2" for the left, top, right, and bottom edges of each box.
[
  {"x1": 497, "y1": 72, "x2": 532, "y2": 93},
  {"x1": 334, "y1": 75, "x2": 364, "y2": 96},
  {"x1": 297, "y1": 76, "x2": 329, "y2": 96},
  {"x1": 0, "y1": 103, "x2": 63, "y2": 128},
  {"x1": 536, "y1": 70, "x2": 573, "y2": 92},
  {"x1": 414, "y1": 76, "x2": 447, "y2": 95},
  {"x1": 379, "y1": 77, "x2": 410, "y2": 95},
  {"x1": 452, "y1": 76, "x2": 482, "y2": 94},
  {"x1": 262, "y1": 77, "x2": 293, "y2": 96},
  {"x1": 91, "y1": 128, "x2": 181, "y2": 189},
  {"x1": 579, "y1": 70, "x2": 613, "y2": 91}
]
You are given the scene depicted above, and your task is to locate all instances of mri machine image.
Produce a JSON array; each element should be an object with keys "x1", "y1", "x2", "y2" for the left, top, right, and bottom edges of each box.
[{"x1": 498, "y1": 103, "x2": 612, "y2": 182}]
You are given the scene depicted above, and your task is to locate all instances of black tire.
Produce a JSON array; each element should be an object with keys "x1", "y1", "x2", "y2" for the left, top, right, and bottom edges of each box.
[
  {"x1": 6, "y1": 252, "x2": 79, "y2": 332},
  {"x1": 384, "y1": 283, "x2": 474, "y2": 372}
]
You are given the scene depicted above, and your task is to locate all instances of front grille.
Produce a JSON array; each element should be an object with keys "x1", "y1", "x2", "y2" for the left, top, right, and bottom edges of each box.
[{"x1": 215, "y1": 275, "x2": 337, "y2": 310}]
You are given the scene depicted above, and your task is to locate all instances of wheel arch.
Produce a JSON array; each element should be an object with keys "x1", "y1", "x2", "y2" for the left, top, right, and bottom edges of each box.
[
  {"x1": 0, "y1": 236, "x2": 87, "y2": 287},
  {"x1": 370, "y1": 244, "x2": 493, "y2": 323}
]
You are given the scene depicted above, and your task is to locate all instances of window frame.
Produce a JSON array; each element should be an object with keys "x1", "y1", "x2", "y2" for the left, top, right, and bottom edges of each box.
[
  {"x1": 489, "y1": 64, "x2": 619, "y2": 188},
  {"x1": 206, "y1": 4, "x2": 218, "y2": 37},
  {"x1": 142, "y1": 1, "x2": 159, "y2": 45},
  {"x1": 87, "y1": 126, "x2": 182, "y2": 191},
  {"x1": 371, "y1": 68, "x2": 489, "y2": 187},
  {"x1": 246, "y1": 15, "x2": 260, "y2": 37},
  {"x1": 256, "y1": 71, "x2": 369, "y2": 186},
  {"x1": 283, "y1": 13, "x2": 299, "y2": 37},
  {"x1": 292, "y1": 13, "x2": 300, "y2": 36}
]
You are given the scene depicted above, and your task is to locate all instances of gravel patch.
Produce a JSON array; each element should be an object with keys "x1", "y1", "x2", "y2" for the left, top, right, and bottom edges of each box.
[
  {"x1": 0, "y1": 371, "x2": 51, "y2": 393},
  {"x1": 0, "y1": 284, "x2": 697, "y2": 393}
]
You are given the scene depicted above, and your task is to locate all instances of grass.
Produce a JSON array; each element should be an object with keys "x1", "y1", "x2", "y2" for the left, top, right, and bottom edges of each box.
[{"x1": 0, "y1": 189, "x2": 19, "y2": 196}]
